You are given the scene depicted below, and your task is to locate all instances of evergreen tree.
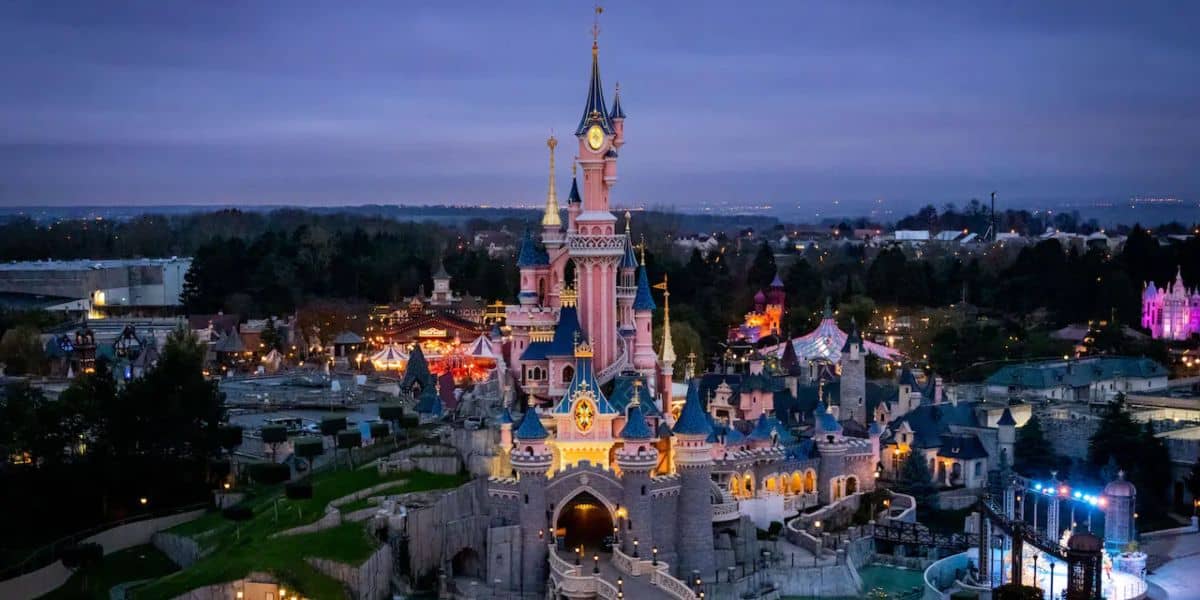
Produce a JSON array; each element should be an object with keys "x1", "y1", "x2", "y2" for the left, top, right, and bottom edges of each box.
[
  {"x1": 747, "y1": 241, "x2": 777, "y2": 290},
  {"x1": 1014, "y1": 415, "x2": 1057, "y2": 478},
  {"x1": 897, "y1": 451, "x2": 937, "y2": 501},
  {"x1": 259, "y1": 317, "x2": 284, "y2": 352}
]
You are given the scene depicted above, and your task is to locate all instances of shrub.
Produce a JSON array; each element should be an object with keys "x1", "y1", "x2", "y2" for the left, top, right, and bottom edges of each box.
[
  {"x1": 260, "y1": 425, "x2": 288, "y2": 445},
  {"x1": 285, "y1": 481, "x2": 313, "y2": 500},
  {"x1": 222, "y1": 505, "x2": 253, "y2": 521},
  {"x1": 369, "y1": 422, "x2": 390, "y2": 440},
  {"x1": 337, "y1": 429, "x2": 363, "y2": 450},
  {"x1": 247, "y1": 462, "x2": 291, "y2": 485},
  {"x1": 293, "y1": 437, "x2": 324, "y2": 463},
  {"x1": 59, "y1": 542, "x2": 103, "y2": 569},
  {"x1": 993, "y1": 583, "x2": 1042, "y2": 600},
  {"x1": 320, "y1": 416, "x2": 347, "y2": 437},
  {"x1": 379, "y1": 403, "x2": 405, "y2": 422},
  {"x1": 218, "y1": 425, "x2": 244, "y2": 451}
]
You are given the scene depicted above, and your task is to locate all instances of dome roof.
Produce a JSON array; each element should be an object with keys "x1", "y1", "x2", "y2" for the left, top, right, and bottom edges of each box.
[
  {"x1": 753, "y1": 290, "x2": 767, "y2": 304},
  {"x1": 1068, "y1": 531, "x2": 1103, "y2": 552},
  {"x1": 1103, "y1": 471, "x2": 1136, "y2": 498}
]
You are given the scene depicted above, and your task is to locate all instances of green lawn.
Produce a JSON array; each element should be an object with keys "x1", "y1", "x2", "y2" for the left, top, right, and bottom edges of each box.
[
  {"x1": 133, "y1": 469, "x2": 467, "y2": 599},
  {"x1": 37, "y1": 545, "x2": 178, "y2": 600}
]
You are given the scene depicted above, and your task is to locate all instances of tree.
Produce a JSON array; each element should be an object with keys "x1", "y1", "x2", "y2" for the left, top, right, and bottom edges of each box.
[
  {"x1": 1014, "y1": 416, "x2": 1057, "y2": 478},
  {"x1": 837, "y1": 295, "x2": 875, "y2": 331},
  {"x1": 336, "y1": 429, "x2": 362, "y2": 468},
  {"x1": 259, "y1": 317, "x2": 284, "y2": 352},
  {"x1": 260, "y1": 425, "x2": 288, "y2": 462},
  {"x1": 293, "y1": 437, "x2": 324, "y2": 471},
  {"x1": 0, "y1": 325, "x2": 46, "y2": 375},
  {"x1": 747, "y1": 241, "x2": 777, "y2": 290},
  {"x1": 896, "y1": 451, "x2": 937, "y2": 501}
]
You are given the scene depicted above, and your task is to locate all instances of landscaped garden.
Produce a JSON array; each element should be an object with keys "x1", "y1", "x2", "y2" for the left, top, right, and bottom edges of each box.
[
  {"x1": 37, "y1": 545, "x2": 179, "y2": 600},
  {"x1": 127, "y1": 467, "x2": 467, "y2": 599}
]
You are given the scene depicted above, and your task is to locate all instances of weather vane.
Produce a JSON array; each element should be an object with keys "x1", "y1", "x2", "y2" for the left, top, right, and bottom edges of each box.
[{"x1": 593, "y1": 4, "x2": 603, "y2": 43}]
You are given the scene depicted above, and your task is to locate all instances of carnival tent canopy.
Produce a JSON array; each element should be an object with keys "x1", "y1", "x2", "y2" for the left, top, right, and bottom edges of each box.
[
  {"x1": 370, "y1": 343, "x2": 409, "y2": 370},
  {"x1": 466, "y1": 334, "x2": 498, "y2": 360}
]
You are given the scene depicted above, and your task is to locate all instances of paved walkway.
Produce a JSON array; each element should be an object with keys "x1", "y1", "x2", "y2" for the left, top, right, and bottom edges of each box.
[{"x1": 1145, "y1": 530, "x2": 1200, "y2": 600}]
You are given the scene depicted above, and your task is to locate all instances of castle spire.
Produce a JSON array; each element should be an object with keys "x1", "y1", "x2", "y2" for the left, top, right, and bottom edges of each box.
[
  {"x1": 655, "y1": 274, "x2": 676, "y2": 364},
  {"x1": 541, "y1": 136, "x2": 562, "y2": 227},
  {"x1": 575, "y1": 5, "x2": 614, "y2": 137},
  {"x1": 567, "y1": 162, "x2": 582, "y2": 205}
]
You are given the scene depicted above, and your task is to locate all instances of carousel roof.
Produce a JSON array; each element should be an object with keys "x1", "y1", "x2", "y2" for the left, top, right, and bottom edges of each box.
[
  {"x1": 332, "y1": 331, "x2": 364, "y2": 345},
  {"x1": 765, "y1": 314, "x2": 901, "y2": 365},
  {"x1": 466, "y1": 335, "x2": 498, "y2": 360},
  {"x1": 370, "y1": 344, "x2": 409, "y2": 367},
  {"x1": 212, "y1": 329, "x2": 246, "y2": 353}
]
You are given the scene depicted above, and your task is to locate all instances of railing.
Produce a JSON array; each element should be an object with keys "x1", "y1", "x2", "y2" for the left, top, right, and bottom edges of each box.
[
  {"x1": 611, "y1": 546, "x2": 639, "y2": 575},
  {"x1": 611, "y1": 547, "x2": 697, "y2": 599},
  {"x1": 567, "y1": 234, "x2": 627, "y2": 254},
  {"x1": 712, "y1": 502, "x2": 740, "y2": 522},
  {"x1": 595, "y1": 331, "x2": 628, "y2": 384},
  {"x1": 784, "y1": 492, "x2": 818, "y2": 513}
]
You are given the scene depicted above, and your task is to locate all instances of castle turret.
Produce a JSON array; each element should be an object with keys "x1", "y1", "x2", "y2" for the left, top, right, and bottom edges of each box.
[
  {"x1": 616, "y1": 383, "x2": 656, "y2": 556},
  {"x1": 814, "y1": 401, "x2": 847, "y2": 504},
  {"x1": 671, "y1": 380, "x2": 715, "y2": 580},
  {"x1": 495, "y1": 407, "x2": 514, "y2": 477},
  {"x1": 567, "y1": 163, "x2": 581, "y2": 231},
  {"x1": 617, "y1": 212, "x2": 638, "y2": 339},
  {"x1": 517, "y1": 230, "x2": 550, "y2": 306},
  {"x1": 512, "y1": 407, "x2": 553, "y2": 591},
  {"x1": 610, "y1": 82, "x2": 626, "y2": 148},
  {"x1": 632, "y1": 245, "x2": 657, "y2": 378},
  {"x1": 839, "y1": 319, "x2": 866, "y2": 426}
]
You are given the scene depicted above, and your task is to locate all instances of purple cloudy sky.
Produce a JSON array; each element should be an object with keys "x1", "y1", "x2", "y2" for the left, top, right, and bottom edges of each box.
[{"x1": 1, "y1": 1, "x2": 1197, "y2": 213}]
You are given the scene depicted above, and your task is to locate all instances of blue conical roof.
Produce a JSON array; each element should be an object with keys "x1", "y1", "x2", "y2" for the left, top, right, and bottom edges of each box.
[
  {"x1": 514, "y1": 409, "x2": 549, "y2": 440},
  {"x1": 568, "y1": 176, "x2": 582, "y2": 205},
  {"x1": 553, "y1": 347, "x2": 616, "y2": 415},
  {"x1": 415, "y1": 384, "x2": 443, "y2": 416},
  {"x1": 402, "y1": 344, "x2": 432, "y2": 390},
  {"x1": 620, "y1": 402, "x2": 653, "y2": 440},
  {"x1": 633, "y1": 265, "x2": 656, "y2": 311},
  {"x1": 620, "y1": 235, "x2": 639, "y2": 269},
  {"x1": 841, "y1": 319, "x2": 863, "y2": 353},
  {"x1": 575, "y1": 44, "x2": 615, "y2": 136},
  {"x1": 610, "y1": 87, "x2": 626, "y2": 119},
  {"x1": 997, "y1": 408, "x2": 1016, "y2": 426},
  {"x1": 498, "y1": 407, "x2": 513, "y2": 425},
  {"x1": 517, "y1": 230, "x2": 550, "y2": 267},
  {"x1": 898, "y1": 367, "x2": 919, "y2": 387},
  {"x1": 673, "y1": 379, "x2": 713, "y2": 436},
  {"x1": 748, "y1": 414, "x2": 774, "y2": 441}
]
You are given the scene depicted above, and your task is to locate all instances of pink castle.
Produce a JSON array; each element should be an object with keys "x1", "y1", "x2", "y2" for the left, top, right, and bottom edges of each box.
[
  {"x1": 1142, "y1": 267, "x2": 1200, "y2": 340},
  {"x1": 504, "y1": 31, "x2": 668, "y2": 406}
]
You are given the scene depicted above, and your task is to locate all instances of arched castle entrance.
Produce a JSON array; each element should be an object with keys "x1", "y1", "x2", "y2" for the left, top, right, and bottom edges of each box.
[{"x1": 554, "y1": 491, "x2": 614, "y2": 553}]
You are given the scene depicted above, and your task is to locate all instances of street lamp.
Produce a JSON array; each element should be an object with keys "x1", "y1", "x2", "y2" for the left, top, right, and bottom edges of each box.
[
  {"x1": 576, "y1": 546, "x2": 582, "y2": 566},
  {"x1": 593, "y1": 554, "x2": 599, "y2": 574},
  {"x1": 633, "y1": 538, "x2": 639, "y2": 558},
  {"x1": 652, "y1": 545, "x2": 658, "y2": 566}
]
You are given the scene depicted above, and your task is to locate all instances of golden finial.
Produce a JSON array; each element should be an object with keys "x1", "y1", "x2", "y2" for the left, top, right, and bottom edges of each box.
[
  {"x1": 561, "y1": 283, "x2": 577, "y2": 308},
  {"x1": 631, "y1": 379, "x2": 642, "y2": 407},
  {"x1": 542, "y1": 135, "x2": 562, "y2": 227},
  {"x1": 592, "y1": 4, "x2": 603, "y2": 50},
  {"x1": 624, "y1": 210, "x2": 632, "y2": 234},
  {"x1": 572, "y1": 161, "x2": 577, "y2": 178},
  {"x1": 639, "y1": 234, "x2": 646, "y2": 265}
]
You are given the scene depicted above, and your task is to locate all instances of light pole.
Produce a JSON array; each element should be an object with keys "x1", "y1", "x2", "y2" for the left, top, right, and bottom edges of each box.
[
  {"x1": 593, "y1": 554, "x2": 599, "y2": 574},
  {"x1": 633, "y1": 538, "x2": 639, "y2": 558},
  {"x1": 1049, "y1": 561, "x2": 1055, "y2": 600},
  {"x1": 652, "y1": 545, "x2": 658, "y2": 566}
]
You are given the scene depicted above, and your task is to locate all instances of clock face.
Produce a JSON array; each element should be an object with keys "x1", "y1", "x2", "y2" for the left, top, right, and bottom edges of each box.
[
  {"x1": 586, "y1": 125, "x2": 605, "y2": 151},
  {"x1": 573, "y1": 395, "x2": 596, "y2": 433}
]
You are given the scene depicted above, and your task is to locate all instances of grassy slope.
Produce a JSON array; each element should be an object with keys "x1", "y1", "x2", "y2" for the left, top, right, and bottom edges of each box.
[
  {"x1": 134, "y1": 469, "x2": 466, "y2": 599},
  {"x1": 37, "y1": 545, "x2": 178, "y2": 600}
]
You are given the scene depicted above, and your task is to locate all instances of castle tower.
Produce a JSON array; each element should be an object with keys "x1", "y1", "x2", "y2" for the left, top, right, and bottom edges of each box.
[
  {"x1": 814, "y1": 401, "x2": 848, "y2": 504},
  {"x1": 615, "y1": 383, "x2": 656, "y2": 556},
  {"x1": 571, "y1": 22, "x2": 625, "y2": 372},
  {"x1": 671, "y1": 380, "x2": 715, "y2": 580},
  {"x1": 839, "y1": 319, "x2": 866, "y2": 426},
  {"x1": 617, "y1": 212, "x2": 638, "y2": 340},
  {"x1": 494, "y1": 407, "x2": 514, "y2": 477},
  {"x1": 567, "y1": 163, "x2": 581, "y2": 232},
  {"x1": 512, "y1": 408, "x2": 553, "y2": 591},
  {"x1": 551, "y1": 337, "x2": 619, "y2": 470},
  {"x1": 632, "y1": 246, "x2": 658, "y2": 378}
]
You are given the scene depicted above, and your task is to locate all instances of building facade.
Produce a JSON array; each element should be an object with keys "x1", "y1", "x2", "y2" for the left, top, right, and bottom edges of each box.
[{"x1": 1142, "y1": 268, "x2": 1199, "y2": 341}]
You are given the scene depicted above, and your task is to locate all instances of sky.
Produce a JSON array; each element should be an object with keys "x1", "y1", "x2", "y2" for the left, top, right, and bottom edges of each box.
[{"x1": 1, "y1": 1, "x2": 1198, "y2": 215}]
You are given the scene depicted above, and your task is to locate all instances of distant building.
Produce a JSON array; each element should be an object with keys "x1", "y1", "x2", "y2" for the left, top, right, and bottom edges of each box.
[
  {"x1": 0, "y1": 258, "x2": 191, "y2": 315},
  {"x1": 985, "y1": 356, "x2": 1169, "y2": 403},
  {"x1": 1142, "y1": 268, "x2": 1199, "y2": 341}
]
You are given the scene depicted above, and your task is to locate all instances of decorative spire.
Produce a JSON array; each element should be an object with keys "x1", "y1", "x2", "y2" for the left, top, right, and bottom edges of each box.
[
  {"x1": 654, "y1": 274, "x2": 675, "y2": 364},
  {"x1": 576, "y1": 5, "x2": 614, "y2": 137},
  {"x1": 624, "y1": 210, "x2": 632, "y2": 234},
  {"x1": 823, "y1": 297, "x2": 833, "y2": 319},
  {"x1": 567, "y1": 163, "x2": 582, "y2": 205},
  {"x1": 639, "y1": 234, "x2": 646, "y2": 265},
  {"x1": 542, "y1": 136, "x2": 562, "y2": 227},
  {"x1": 610, "y1": 81, "x2": 626, "y2": 119}
]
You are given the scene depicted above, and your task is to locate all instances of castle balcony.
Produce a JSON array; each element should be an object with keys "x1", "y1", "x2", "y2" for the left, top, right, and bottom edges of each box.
[
  {"x1": 615, "y1": 285, "x2": 636, "y2": 298},
  {"x1": 567, "y1": 233, "x2": 626, "y2": 257},
  {"x1": 712, "y1": 500, "x2": 740, "y2": 522}
]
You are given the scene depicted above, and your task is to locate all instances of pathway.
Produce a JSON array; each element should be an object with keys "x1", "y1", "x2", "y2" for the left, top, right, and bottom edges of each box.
[{"x1": 1144, "y1": 530, "x2": 1200, "y2": 600}]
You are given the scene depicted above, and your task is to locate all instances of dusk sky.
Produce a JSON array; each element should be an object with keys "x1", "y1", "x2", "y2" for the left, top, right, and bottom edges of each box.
[{"x1": 2, "y1": 1, "x2": 1198, "y2": 214}]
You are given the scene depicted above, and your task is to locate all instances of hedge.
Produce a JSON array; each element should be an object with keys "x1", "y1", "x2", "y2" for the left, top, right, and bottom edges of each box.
[
  {"x1": 260, "y1": 425, "x2": 288, "y2": 445},
  {"x1": 337, "y1": 429, "x2": 363, "y2": 450},
  {"x1": 320, "y1": 416, "x2": 347, "y2": 436}
]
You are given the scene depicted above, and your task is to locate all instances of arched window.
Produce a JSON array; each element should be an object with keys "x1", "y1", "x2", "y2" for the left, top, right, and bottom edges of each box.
[{"x1": 562, "y1": 365, "x2": 575, "y2": 383}]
